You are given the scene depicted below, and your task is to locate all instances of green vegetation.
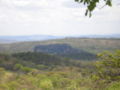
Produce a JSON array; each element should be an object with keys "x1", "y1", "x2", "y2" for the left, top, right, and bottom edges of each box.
[
  {"x1": 75, "y1": 0, "x2": 112, "y2": 17},
  {"x1": 0, "y1": 50, "x2": 120, "y2": 90},
  {"x1": 0, "y1": 38, "x2": 120, "y2": 54},
  {"x1": 34, "y1": 44, "x2": 96, "y2": 60}
]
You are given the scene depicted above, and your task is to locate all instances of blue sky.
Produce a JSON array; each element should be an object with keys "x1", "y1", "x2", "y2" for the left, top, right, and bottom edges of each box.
[{"x1": 0, "y1": 0, "x2": 120, "y2": 36}]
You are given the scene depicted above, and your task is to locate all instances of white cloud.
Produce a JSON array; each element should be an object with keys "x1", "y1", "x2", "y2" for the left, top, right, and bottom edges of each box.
[{"x1": 0, "y1": 0, "x2": 120, "y2": 36}]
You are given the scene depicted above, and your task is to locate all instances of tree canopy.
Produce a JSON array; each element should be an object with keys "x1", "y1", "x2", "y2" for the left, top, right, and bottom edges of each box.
[{"x1": 75, "y1": 0, "x2": 112, "y2": 17}]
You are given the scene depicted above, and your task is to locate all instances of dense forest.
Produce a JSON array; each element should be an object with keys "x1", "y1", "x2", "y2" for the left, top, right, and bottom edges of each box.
[
  {"x1": 0, "y1": 50, "x2": 120, "y2": 90},
  {"x1": 0, "y1": 38, "x2": 120, "y2": 90},
  {"x1": 34, "y1": 44, "x2": 96, "y2": 60}
]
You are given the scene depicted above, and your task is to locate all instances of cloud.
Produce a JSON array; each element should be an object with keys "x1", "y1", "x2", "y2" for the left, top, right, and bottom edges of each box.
[{"x1": 0, "y1": 0, "x2": 120, "y2": 36}]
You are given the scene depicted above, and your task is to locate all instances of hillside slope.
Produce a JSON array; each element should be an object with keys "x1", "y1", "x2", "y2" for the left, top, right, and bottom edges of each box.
[
  {"x1": 0, "y1": 38, "x2": 120, "y2": 54},
  {"x1": 34, "y1": 44, "x2": 96, "y2": 60}
]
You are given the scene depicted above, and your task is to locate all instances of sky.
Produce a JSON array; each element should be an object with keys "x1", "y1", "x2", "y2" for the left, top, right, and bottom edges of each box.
[{"x1": 0, "y1": 0, "x2": 120, "y2": 36}]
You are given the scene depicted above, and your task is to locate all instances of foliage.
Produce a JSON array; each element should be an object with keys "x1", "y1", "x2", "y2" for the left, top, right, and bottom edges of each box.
[
  {"x1": 14, "y1": 64, "x2": 33, "y2": 73},
  {"x1": 34, "y1": 44, "x2": 96, "y2": 60},
  {"x1": 106, "y1": 81, "x2": 120, "y2": 90},
  {"x1": 0, "y1": 68, "x2": 93, "y2": 90},
  {"x1": 75, "y1": 0, "x2": 112, "y2": 17},
  {"x1": 95, "y1": 50, "x2": 120, "y2": 81},
  {"x1": 0, "y1": 50, "x2": 120, "y2": 90}
]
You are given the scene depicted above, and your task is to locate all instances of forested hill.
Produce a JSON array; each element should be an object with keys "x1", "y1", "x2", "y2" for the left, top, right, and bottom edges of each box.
[
  {"x1": 0, "y1": 38, "x2": 120, "y2": 54},
  {"x1": 0, "y1": 52, "x2": 75, "y2": 71},
  {"x1": 34, "y1": 44, "x2": 96, "y2": 60}
]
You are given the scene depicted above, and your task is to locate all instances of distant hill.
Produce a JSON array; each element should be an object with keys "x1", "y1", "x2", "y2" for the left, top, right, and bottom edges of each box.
[
  {"x1": 0, "y1": 35, "x2": 63, "y2": 43},
  {"x1": 0, "y1": 39, "x2": 16, "y2": 43},
  {"x1": 0, "y1": 38, "x2": 120, "y2": 55},
  {"x1": 74, "y1": 34, "x2": 120, "y2": 38},
  {"x1": 0, "y1": 34, "x2": 120, "y2": 43},
  {"x1": 34, "y1": 44, "x2": 96, "y2": 60}
]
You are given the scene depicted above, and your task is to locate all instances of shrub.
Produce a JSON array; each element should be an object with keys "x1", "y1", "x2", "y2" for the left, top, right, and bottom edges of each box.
[
  {"x1": 95, "y1": 50, "x2": 120, "y2": 81},
  {"x1": 39, "y1": 79, "x2": 53, "y2": 90},
  {"x1": 106, "y1": 82, "x2": 120, "y2": 90}
]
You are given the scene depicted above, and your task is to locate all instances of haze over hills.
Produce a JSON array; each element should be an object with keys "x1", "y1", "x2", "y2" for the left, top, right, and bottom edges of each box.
[
  {"x1": 0, "y1": 34, "x2": 120, "y2": 60},
  {"x1": 0, "y1": 37, "x2": 120, "y2": 55},
  {"x1": 74, "y1": 34, "x2": 120, "y2": 38},
  {"x1": 0, "y1": 34, "x2": 120, "y2": 43},
  {"x1": 0, "y1": 35, "x2": 63, "y2": 43}
]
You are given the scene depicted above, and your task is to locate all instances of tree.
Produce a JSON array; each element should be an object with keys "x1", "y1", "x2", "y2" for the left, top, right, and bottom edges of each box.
[
  {"x1": 95, "y1": 50, "x2": 120, "y2": 81},
  {"x1": 75, "y1": 0, "x2": 112, "y2": 17}
]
